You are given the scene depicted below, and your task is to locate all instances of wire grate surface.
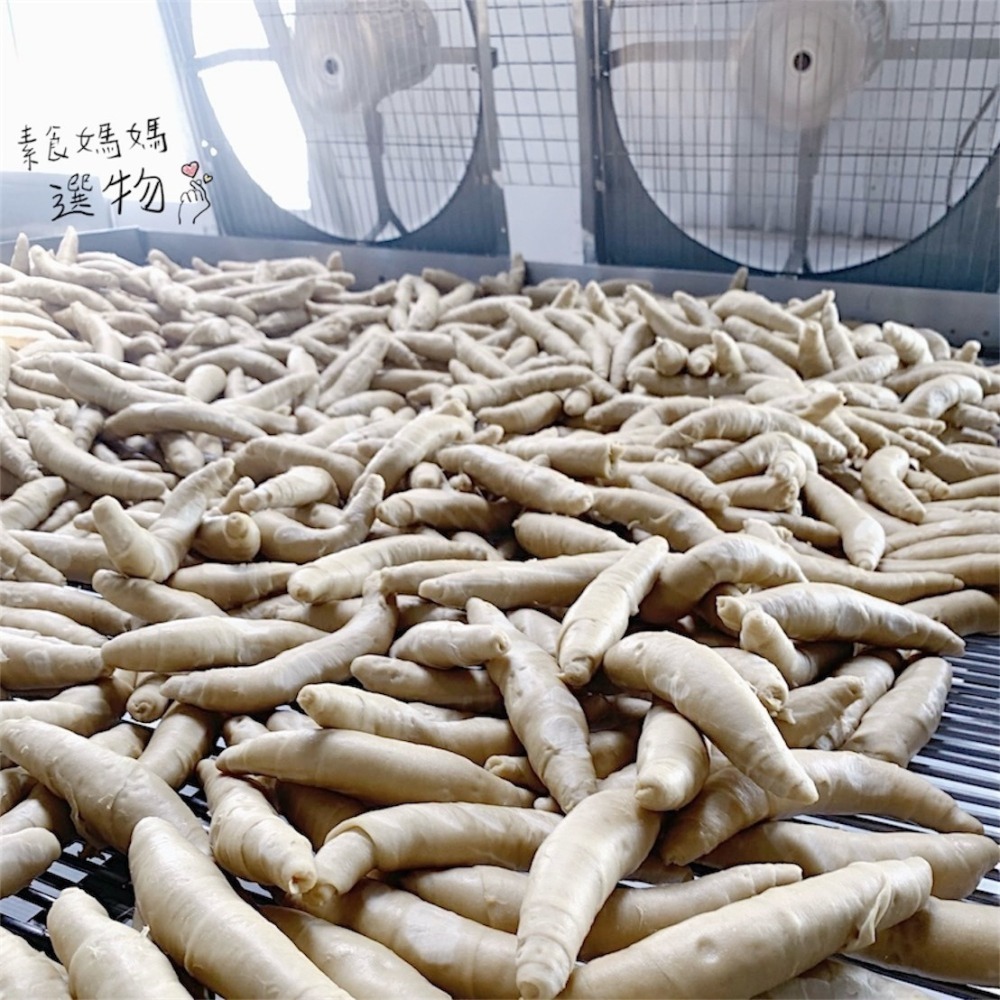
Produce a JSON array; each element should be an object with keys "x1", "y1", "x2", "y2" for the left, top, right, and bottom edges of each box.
[
  {"x1": 2, "y1": 636, "x2": 998, "y2": 994},
  {"x1": 796, "y1": 634, "x2": 1000, "y2": 999}
]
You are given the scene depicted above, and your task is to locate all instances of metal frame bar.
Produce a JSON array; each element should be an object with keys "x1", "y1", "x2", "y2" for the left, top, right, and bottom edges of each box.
[
  {"x1": 571, "y1": 0, "x2": 602, "y2": 263},
  {"x1": 473, "y1": 0, "x2": 502, "y2": 179},
  {"x1": 608, "y1": 37, "x2": 1000, "y2": 67}
]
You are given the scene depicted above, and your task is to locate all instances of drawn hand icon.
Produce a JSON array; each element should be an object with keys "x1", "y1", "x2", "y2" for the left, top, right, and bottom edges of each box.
[{"x1": 178, "y1": 178, "x2": 211, "y2": 225}]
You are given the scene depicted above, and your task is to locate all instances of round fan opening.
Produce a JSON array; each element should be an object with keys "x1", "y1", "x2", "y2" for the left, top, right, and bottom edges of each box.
[
  {"x1": 191, "y1": 0, "x2": 482, "y2": 242},
  {"x1": 608, "y1": 0, "x2": 1000, "y2": 275}
]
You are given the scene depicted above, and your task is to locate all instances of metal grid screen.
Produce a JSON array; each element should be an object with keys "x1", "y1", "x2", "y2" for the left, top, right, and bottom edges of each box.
[
  {"x1": 489, "y1": 0, "x2": 580, "y2": 187},
  {"x1": 606, "y1": 0, "x2": 999, "y2": 280}
]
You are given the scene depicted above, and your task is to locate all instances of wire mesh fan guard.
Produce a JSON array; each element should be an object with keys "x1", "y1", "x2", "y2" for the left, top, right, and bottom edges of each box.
[
  {"x1": 191, "y1": 0, "x2": 483, "y2": 242},
  {"x1": 607, "y1": 0, "x2": 1000, "y2": 275}
]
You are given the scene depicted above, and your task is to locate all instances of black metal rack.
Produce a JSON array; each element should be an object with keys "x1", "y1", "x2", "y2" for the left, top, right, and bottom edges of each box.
[{"x1": 2, "y1": 636, "x2": 997, "y2": 996}]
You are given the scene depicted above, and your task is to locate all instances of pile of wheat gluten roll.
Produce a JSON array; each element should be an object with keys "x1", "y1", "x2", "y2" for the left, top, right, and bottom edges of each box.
[{"x1": 1, "y1": 228, "x2": 998, "y2": 999}]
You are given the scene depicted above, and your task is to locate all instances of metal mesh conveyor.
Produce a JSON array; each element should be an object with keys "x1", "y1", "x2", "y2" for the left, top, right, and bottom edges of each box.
[
  {"x1": 797, "y1": 635, "x2": 1000, "y2": 901},
  {"x1": 796, "y1": 633, "x2": 1000, "y2": 1000},
  {"x1": 2, "y1": 637, "x2": 998, "y2": 996}
]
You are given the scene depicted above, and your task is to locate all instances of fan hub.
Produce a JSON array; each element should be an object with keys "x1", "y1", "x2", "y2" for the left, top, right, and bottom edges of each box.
[
  {"x1": 791, "y1": 50, "x2": 813, "y2": 73},
  {"x1": 736, "y1": 0, "x2": 878, "y2": 131},
  {"x1": 290, "y1": 0, "x2": 441, "y2": 117}
]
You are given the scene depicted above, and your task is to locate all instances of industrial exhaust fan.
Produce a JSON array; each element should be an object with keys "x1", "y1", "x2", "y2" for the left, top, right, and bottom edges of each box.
[
  {"x1": 158, "y1": 0, "x2": 508, "y2": 254},
  {"x1": 586, "y1": 0, "x2": 999, "y2": 290}
]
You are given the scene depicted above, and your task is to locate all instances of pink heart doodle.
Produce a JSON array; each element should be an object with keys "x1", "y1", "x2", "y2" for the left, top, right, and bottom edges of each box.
[{"x1": 181, "y1": 161, "x2": 199, "y2": 178}]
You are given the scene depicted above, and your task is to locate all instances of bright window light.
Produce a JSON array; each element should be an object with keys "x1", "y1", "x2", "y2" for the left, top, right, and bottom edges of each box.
[{"x1": 200, "y1": 61, "x2": 310, "y2": 210}]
